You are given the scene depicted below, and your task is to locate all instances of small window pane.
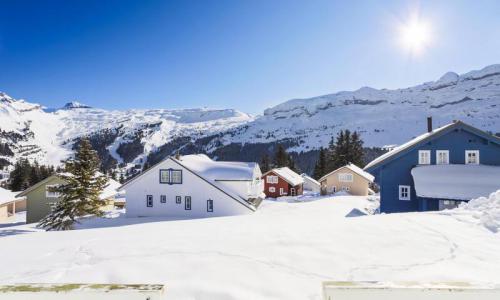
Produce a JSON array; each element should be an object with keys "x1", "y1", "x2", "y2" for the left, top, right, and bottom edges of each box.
[
  {"x1": 207, "y1": 199, "x2": 213, "y2": 212},
  {"x1": 160, "y1": 195, "x2": 166, "y2": 203},
  {"x1": 185, "y1": 196, "x2": 191, "y2": 210},
  {"x1": 147, "y1": 195, "x2": 153, "y2": 207},
  {"x1": 172, "y1": 170, "x2": 182, "y2": 183},
  {"x1": 176, "y1": 196, "x2": 181, "y2": 204}
]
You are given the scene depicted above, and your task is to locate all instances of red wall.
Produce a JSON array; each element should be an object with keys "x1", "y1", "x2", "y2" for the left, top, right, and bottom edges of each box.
[{"x1": 262, "y1": 171, "x2": 303, "y2": 198}]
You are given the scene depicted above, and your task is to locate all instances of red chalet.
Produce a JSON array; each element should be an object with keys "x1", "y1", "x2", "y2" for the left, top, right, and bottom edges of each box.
[{"x1": 262, "y1": 167, "x2": 304, "y2": 198}]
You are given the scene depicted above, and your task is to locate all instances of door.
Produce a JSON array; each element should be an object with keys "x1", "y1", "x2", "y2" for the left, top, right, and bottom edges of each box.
[{"x1": 290, "y1": 188, "x2": 296, "y2": 196}]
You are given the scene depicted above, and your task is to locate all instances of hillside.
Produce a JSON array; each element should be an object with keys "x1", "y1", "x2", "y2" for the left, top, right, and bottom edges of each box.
[{"x1": 1, "y1": 64, "x2": 499, "y2": 175}]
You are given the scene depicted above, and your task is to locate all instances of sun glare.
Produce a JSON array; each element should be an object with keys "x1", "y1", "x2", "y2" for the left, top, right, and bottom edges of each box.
[{"x1": 398, "y1": 15, "x2": 432, "y2": 56}]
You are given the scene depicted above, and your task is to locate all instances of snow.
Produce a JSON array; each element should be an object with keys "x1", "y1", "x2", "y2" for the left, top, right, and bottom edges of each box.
[
  {"x1": 412, "y1": 165, "x2": 500, "y2": 200},
  {"x1": 0, "y1": 187, "x2": 20, "y2": 206},
  {"x1": 364, "y1": 122, "x2": 456, "y2": 170},
  {"x1": 177, "y1": 154, "x2": 257, "y2": 181},
  {"x1": 1, "y1": 194, "x2": 499, "y2": 299},
  {"x1": 267, "y1": 167, "x2": 304, "y2": 186},
  {"x1": 100, "y1": 178, "x2": 121, "y2": 200},
  {"x1": 456, "y1": 190, "x2": 500, "y2": 233}
]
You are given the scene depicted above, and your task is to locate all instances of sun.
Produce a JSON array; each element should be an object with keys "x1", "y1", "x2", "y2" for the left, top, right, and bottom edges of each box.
[{"x1": 398, "y1": 15, "x2": 432, "y2": 55}]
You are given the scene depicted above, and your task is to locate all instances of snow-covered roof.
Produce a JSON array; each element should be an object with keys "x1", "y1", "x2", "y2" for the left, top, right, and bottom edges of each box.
[
  {"x1": 364, "y1": 122, "x2": 457, "y2": 171},
  {"x1": 319, "y1": 163, "x2": 374, "y2": 183},
  {"x1": 100, "y1": 178, "x2": 121, "y2": 200},
  {"x1": 301, "y1": 173, "x2": 320, "y2": 186},
  {"x1": 411, "y1": 164, "x2": 500, "y2": 201},
  {"x1": 265, "y1": 167, "x2": 304, "y2": 186},
  {"x1": 0, "y1": 187, "x2": 22, "y2": 206},
  {"x1": 177, "y1": 154, "x2": 258, "y2": 181}
]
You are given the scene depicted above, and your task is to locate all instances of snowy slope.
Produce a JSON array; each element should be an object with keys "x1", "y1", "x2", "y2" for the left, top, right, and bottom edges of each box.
[
  {"x1": 0, "y1": 92, "x2": 253, "y2": 168},
  {"x1": 221, "y1": 64, "x2": 500, "y2": 150},
  {"x1": 0, "y1": 196, "x2": 499, "y2": 299}
]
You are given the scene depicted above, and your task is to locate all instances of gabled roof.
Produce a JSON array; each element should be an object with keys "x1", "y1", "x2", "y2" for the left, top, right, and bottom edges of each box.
[
  {"x1": 118, "y1": 154, "x2": 260, "y2": 211},
  {"x1": 263, "y1": 167, "x2": 304, "y2": 186},
  {"x1": 319, "y1": 163, "x2": 374, "y2": 183},
  {"x1": 16, "y1": 173, "x2": 120, "y2": 200},
  {"x1": 364, "y1": 120, "x2": 500, "y2": 172},
  {"x1": 301, "y1": 173, "x2": 320, "y2": 186},
  {"x1": 0, "y1": 187, "x2": 23, "y2": 206}
]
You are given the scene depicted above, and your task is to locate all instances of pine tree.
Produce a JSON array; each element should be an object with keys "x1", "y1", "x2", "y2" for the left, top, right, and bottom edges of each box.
[
  {"x1": 38, "y1": 138, "x2": 109, "y2": 231},
  {"x1": 287, "y1": 154, "x2": 299, "y2": 172},
  {"x1": 327, "y1": 129, "x2": 365, "y2": 171},
  {"x1": 350, "y1": 131, "x2": 365, "y2": 167},
  {"x1": 274, "y1": 145, "x2": 288, "y2": 168},
  {"x1": 259, "y1": 154, "x2": 271, "y2": 173},
  {"x1": 313, "y1": 147, "x2": 327, "y2": 179}
]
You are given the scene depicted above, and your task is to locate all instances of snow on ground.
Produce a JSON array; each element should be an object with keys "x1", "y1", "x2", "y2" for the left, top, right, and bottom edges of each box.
[{"x1": 0, "y1": 195, "x2": 499, "y2": 300}]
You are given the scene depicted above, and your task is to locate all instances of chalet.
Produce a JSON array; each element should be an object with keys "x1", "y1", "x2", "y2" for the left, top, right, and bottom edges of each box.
[
  {"x1": 262, "y1": 167, "x2": 304, "y2": 198},
  {"x1": 319, "y1": 163, "x2": 374, "y2": 196},
  {"x1": 119, "y1": 154, "x2": 264, "y2": 218},
  {"x1": 0, "y1": 187, "x2": 25, "y2": 223},
  {"x1": 17, "y1": 174, "x2": 120, "y2": 223},
  {"x1": 301, "y1": 173, "x2": 320, "y2": 193},
  {"x1": 364, "y1": 119, "x2": 500, "y2": 213}
]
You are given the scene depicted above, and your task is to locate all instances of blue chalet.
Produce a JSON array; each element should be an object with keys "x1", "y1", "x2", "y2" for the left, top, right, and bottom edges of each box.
[{"x1": 364, "y1": 118, "x2": 500, "y2": 213}]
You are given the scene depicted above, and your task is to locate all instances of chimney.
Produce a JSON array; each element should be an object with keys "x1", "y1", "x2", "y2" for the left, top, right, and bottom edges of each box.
[
  {"x1": 427, "y1": 117, "x2": 433, "y2": 133},
  {"x1": 175, "y1": 150, "x2": 181, "y2": 160}
]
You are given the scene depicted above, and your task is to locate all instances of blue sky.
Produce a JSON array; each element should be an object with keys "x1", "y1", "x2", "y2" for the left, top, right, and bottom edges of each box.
[{"x1": 0, "y1": 0, "x2": 499, "y2": 114}]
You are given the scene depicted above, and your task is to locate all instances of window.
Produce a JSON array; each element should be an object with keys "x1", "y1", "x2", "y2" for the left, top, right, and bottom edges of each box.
[
  {"x1": 465, "y1": 150, "x2": 479, "y2": 164},
  {"x1": 45, "y1": 185, "x2": 60, "y2": 198},
  {"x1": 338, "y1": 173, "x2": 353, "y2": 182},
  {"x1": 176, "y1": 196, "x2": 181, "y2": 204},
  {"x1": 279, "y1": 188, "x2": 285, "y2": 195},
  {"x1": 160, "y1": 195, "x2": 166, "y2": 203},
  {"x1": 269, "y1": 187, "x2": 275, "y2": 193},
  {"x1": 185, "y1": 196, "x2": 191, "y2": 210},
  {"x1": 159, "y1": 170, "x2": 170, "y2": 183},
  {"x1": 266, "y1": 175, "x2": 279, "y2": 184},
  {"x1": 341, "y1": 186, "x2": 350, "y2": 192},
  {"x1": 48, "y1": 202, "x2": 57, "y2": 212},
  {"x1": 146, "y1": 195, "x2": 153, "y2": 207},
  {"x1": 399, "y1": 185, "x2": 410, "y2": 201},
  {"x1": 171, "y1": 170, "x2": 182, "y2": 184},
  {"x1": 332, "y1": 186, "x2": 337, "y2": 193},
  {"x1": 160, "y1": 169, "x2": 182, "y2": 184},
  {"x1": 436, "y1": 150, "x2": 449, "y2": 165},
  {"x1": 290, "y1": 188, "x2": 296, "y2": 196},
  {"x1": 207, "y1": 199, "x2": 213, "y2": 212},
  {"x1": 418, "y1": 150, "x2": 431, "y2": 165}
]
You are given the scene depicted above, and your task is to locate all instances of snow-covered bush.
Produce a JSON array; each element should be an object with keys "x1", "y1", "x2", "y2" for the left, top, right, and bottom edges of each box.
[{"x1": 460, "y1": 190, "x2": 500, "y2": 233}]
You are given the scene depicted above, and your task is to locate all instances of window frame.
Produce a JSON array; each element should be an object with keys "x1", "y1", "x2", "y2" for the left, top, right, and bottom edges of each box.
[
  {"x1": 45, "y1": 184, "x2": 60, "y2": 198},
  {"x1": 185, "y1": 196, "x2": 191, "y2": 210},
  {"x1": 176, "y1": 195, "x2": 182, "y2": 204},
  {"x1": 207, "y1": 199, "x2": 213, "y2": 212},
  {"x1": 418, "y1": 150, "x2": 431, "y2": 165},
  {"x1": 159, "y1": 169, "x2": 183, "y2": 185},
  {"x1": 465, "y1": 150, "x2": 480, "y2": 165},
  {"x1": 279, "y1": 187, "x2": 285, "y2": 195},
  {"x1": 436, "y1": 150, "x2": 449, "y2": 165},
  {"x1": 338, "y1": 173, "x2": 353, "y2": 182},
  {"x1": 146, "y1": 195, "x2": 153, "y2": 207},
  {"x1": 269, "y1": 186, "x2": 275, "y2": 193},
  {"x1": 398, "y1": 185, "x2": 411, "y2": 201},
  {"x1": 266, "y1": 175, "x2": 279, "y2": 184},
  {"x1": 160, "y1": 195, "x2": 166, "y2": 203}
]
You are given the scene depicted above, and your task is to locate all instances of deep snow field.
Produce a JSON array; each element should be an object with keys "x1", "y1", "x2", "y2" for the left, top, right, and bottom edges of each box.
[{"x1": 0, "y1": 194, "x2": 499, "y2": 299}]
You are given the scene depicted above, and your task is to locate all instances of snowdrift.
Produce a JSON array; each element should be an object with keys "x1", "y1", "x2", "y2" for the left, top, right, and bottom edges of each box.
[{"x1": 460, "y1": 190, "x2": 500, "y2": 233}]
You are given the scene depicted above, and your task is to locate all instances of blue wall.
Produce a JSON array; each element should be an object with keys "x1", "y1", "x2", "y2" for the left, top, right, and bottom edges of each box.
[{"x1": 368, "y1": 124, "x2": 500, "y2": 213}]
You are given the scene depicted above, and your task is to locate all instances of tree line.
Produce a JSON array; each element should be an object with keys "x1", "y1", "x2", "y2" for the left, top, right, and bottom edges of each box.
[
  {"x1": 9, "y1": 159, "x2": 58, "y2": 191},
  {"x1": 259, "y1": 144, "x2": 298, "y2": 174}
]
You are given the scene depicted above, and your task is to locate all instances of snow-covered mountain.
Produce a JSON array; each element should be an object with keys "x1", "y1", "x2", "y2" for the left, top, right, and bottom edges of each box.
[
  {"x1": 1, "y1": 64, "x2": 499, "y2": 174},
  {"x1": 219, "y1": 64, "x2": 500, "y2": 151}
]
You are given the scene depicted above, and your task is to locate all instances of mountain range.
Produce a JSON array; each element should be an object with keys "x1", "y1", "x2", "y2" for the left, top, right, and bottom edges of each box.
[{"x1": 1, "y1": 64, "x2": 499, "y2": 176}]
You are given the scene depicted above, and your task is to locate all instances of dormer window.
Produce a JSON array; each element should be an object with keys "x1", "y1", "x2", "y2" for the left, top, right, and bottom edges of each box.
[
  {"x1": 418, "y1": 150, "x2": 431, "y2": 165},
  {"x1": 465, "y1": 150, "x2": 479, "y2": 164},
  {"x1": 160, "y1": 169, "x2": 182, "y2": 184}
]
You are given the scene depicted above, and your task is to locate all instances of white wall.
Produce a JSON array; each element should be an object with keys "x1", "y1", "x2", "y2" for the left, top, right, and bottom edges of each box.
[{"x1": 124, "y1": 159, "x2": 253, "y2": 218}]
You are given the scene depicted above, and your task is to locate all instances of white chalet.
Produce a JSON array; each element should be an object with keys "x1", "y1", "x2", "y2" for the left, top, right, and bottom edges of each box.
[{"x1": 119, "y1": 154, "x2": 265, "y2": 218}]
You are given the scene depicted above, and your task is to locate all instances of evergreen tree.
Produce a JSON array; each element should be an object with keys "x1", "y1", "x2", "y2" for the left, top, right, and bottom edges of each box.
[
  {"x1": 259, "y1": 154, "x2": 271, "y2": 173},
  {"x1": 119, "y1": 173, "x2": 125, "y2": 184},
  {"x1": 38, "y1": 138, "x2": 109, "y2": 231},
  {"x1": 274, "y1": 145, "x2": 288, "y2": 168},
  {"x1": 313, "y1": 147, "x2": 327, "y2": 179},
  {"x1": 287, "y1": 154, "x2": 299, "y2": 172},
  {"x1": 327, "y1": 129, "x2": 365, "y2": 171}
]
